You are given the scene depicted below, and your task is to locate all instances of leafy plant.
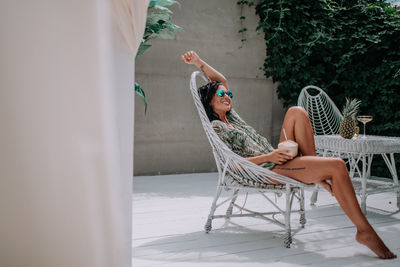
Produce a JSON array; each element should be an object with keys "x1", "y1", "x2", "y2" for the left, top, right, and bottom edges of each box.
[
  {"x1": 242, "y1": 0, "x2": 400, "y2": 177},
  {"x1": 135, "y1": 0, "x2": 183, "y2": 113}
]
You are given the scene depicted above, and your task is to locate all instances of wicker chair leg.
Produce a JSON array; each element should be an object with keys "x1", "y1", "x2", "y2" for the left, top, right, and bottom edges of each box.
[
  {"x1": 226, "y1": 189, "x2": 239, "y2": 217},
  {"x1": 361, "y1": 193, "x2": 367, "y2": 215},
  {"x1": 397, "y1": 190, "x2": 400, "y2": 210},
  {"x1": 204, "y1": 218, "x2": 212, "y2": 233},
  {"x1": 283, "y1": 231, "x2": 293, "y2": 248},
  {"x1": 299, "y1": 189, "x2": 306, "y2": 228},
  {"x1": 204, "y1": 185, "x2": 223, "y2": 233},
  {"x1": 310, "y1": 186, "x2": 319, "y2": 205},
  {"x1": 284, "y1": 187, "x2": 293, "y2": 248}
]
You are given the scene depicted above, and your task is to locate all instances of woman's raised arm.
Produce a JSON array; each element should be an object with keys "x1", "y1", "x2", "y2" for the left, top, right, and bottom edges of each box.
[{"x1": 181, "y1": 50, "x2": 229, "y2": 90}]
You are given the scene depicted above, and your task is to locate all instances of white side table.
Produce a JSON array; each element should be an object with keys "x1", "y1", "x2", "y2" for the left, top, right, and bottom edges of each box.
[{"x1": 313, "y1": 135, "x2": 400, "y2": 214}]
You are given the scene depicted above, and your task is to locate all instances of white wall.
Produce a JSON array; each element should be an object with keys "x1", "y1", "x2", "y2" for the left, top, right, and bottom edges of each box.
[{"x1": 0, "y1": 1, "x2": 133, "y2": 266}]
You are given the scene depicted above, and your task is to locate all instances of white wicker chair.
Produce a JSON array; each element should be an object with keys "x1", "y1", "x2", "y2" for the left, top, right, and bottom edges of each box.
[
  {"x1": 297, "y1": 85, "x2": 343, "y2": 136},
  {"x1": 190, "y1": 71, "x2": 313, "y2": 248}
]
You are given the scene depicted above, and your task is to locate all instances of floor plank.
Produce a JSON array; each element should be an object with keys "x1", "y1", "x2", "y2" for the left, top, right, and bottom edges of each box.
[{"x1": 133, "y1": 172, "x2": 400, "y2": 266}]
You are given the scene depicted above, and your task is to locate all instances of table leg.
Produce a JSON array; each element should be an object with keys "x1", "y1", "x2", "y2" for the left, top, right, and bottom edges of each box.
[
  {"x1": 367, "y1": 154, "x2": 373, "y2": 178},
  {"x1": 382, "y1": 153, "x2": 400, "y2": 210},
  {"x1": 361, "y1": 153, "x2": 367, "y2": 214},
  {"x1": 349, "y1": 153, "x2": 363, "y2": 180},
  {"x1": 349, "y1": 154, "x2": 356, "y2": 179},
  {"x1": 393, "y1": 154, "x2": 400, "y2": 210}
]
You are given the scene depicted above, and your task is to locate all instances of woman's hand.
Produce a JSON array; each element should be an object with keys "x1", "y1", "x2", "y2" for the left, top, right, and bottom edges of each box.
[
  {"x1": 181, "y1": 51, "x2": 200, "y2": 65},
  {"x1": 181, "y1": 50, "x2": 229, "y2": 88},
  {"x1": 265, "y1": 149, "x2": 293, "y2": 165},
  {"x1": 245, "y1": 149, "x2": 293, "y2": 166}
]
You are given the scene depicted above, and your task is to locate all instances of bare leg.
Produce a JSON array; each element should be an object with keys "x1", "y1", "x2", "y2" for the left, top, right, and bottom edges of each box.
[
  {"x1": 272, "y1": 156, "x2": 396, "y2": 259},
  {"x1": 277, "y1": 107, "x2": 396, "y2": 258},
  {"x1": 280, "y1": 107, "x2": 333, "y2": 194},
  {"x1": 280, "y1": 106, "x2": 316, "y2": 156}
]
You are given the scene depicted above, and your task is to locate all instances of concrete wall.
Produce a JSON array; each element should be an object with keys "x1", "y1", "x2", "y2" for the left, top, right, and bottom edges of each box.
[{"x1": 134, "y1": 0, "x2": 286, "y2": 175}]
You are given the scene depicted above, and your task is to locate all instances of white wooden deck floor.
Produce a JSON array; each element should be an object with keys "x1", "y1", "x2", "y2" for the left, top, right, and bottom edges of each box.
[{"x1": 133, "y1": 173, "x2": 400, "y2": 267}]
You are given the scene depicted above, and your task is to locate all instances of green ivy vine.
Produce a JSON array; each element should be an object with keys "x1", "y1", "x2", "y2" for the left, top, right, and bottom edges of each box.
[
  {"x1": 237, "y1": 0, "x2": 256, "y2": 48},
  {"x1": 240, "y1": 0, "x2": 400, "y2": 177}
]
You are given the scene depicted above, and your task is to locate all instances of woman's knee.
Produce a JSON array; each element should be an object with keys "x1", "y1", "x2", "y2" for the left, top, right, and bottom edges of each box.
[
  {"x1": 328, "y1": 158, "x2": 348, "y2": 175},
  {"x1": 287, "y1": 106, "x2": 309, "y2": 118}
]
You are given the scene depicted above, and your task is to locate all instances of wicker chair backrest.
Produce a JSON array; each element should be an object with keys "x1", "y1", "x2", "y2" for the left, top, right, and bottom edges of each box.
[{"x1": 297, "y1": 85, "x2": 343, "y2": 136}]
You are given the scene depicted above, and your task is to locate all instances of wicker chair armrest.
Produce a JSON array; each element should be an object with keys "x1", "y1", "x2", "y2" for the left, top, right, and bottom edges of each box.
[{"x1": 219, "y1": 148, "x2": 311, "y2": 188}]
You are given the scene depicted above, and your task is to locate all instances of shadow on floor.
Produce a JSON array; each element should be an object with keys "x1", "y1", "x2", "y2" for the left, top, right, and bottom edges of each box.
[{"x1": 133, "y1": 220, "x2": 382, "y2": 266}]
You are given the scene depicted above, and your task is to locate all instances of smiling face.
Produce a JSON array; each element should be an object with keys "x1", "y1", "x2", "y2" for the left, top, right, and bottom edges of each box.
[{"x1": 210, "y1": 85, "x2": 232, "y2": 116}]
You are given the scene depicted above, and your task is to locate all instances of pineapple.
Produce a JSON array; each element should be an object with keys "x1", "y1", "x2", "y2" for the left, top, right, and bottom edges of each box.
[{"x1": 339, "y1": 98, "x2": 361, "y2": 139}]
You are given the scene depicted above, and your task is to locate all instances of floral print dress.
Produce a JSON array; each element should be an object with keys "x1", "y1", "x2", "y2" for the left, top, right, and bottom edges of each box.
[{"x1": 211, "y1": 109, "x2": 276, "y2": 170}]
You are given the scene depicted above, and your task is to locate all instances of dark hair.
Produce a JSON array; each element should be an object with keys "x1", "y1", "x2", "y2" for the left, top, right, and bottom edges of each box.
[{"x1": 198, "y1": 81, "x2": 231, "y2": 121}]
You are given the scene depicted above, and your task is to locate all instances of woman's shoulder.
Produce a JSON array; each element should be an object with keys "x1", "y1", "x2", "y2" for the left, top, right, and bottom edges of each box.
[
  {"x1": 227, "y1": 108, "x2": 248, "y2": 127},
  {"x1": 211, "y1": 119, "x2": 228, "y2": 130},
  {"x1": 211, "y1": 119, "x2": 222, "y2": 125}
]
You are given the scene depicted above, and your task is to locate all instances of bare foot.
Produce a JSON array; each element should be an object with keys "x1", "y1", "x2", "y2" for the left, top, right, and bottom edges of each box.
[{"x1": 356, "y1": 230, "x2": 397, "y2": 259}]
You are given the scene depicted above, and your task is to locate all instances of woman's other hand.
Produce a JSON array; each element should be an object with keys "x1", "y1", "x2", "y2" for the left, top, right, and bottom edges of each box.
[
  {"x1": 266, "y1": 149, "x2": 293, "y2": 165},
  {"x1": 182, "y1": 51, "x2": 200, "y2": 65},
  {"x1": 181, "y1": 51, "x2": 229, "y2": 89}
]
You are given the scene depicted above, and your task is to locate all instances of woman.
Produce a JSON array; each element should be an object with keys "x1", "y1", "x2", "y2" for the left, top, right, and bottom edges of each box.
[{"x1": 181, "y1": 50, "x2": 396, "y2": 259}]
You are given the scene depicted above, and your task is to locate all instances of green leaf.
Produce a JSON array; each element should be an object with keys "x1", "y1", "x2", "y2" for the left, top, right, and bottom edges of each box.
[
  {"x1": 149, "y1": 0, "x2": 180, "y2": 8},
  {"x1": 136, "y1": 44, "x2": 151, "y2": 58},
  {"x1": 152, "y1": 5, "x2": 174, "y2": 13},
  {"x1": 164, "y1": 21, "x2": 184, "y2": 32},
  {"x1": 156, "y1": 28, "x2": 177, "y2": 40},
  {"x1": 134, "y1": 82, "x2": 147, "y2": 114},
  {"x1": 147, "y1": 23, "x2": 165, "y2": 35},
  {"x1": 146, "y1": 12, "x2": 171, "y2": 25}
]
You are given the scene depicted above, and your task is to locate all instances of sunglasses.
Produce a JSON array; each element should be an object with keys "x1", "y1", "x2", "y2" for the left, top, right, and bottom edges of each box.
[{"x1": 216, "y1": 89, "x2": 233, "y2": 98}]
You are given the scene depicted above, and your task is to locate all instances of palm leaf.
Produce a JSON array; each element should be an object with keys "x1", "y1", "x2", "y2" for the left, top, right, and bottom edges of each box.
[
  {"x1": 135, "y1": 82, "x2": 147, "y2": 114},
  {"x1": 164, "y1": 21, "x2": 184, "y2": 32},
  {"x1": 136, "y1": 44, "x2": 151, "y2": 58},
  {"x1": 149, "y1": 0, "x2": 180, "y2": 8},
  {"x1": 146, "y1": 12, "x2": 171, "y2": 25}
]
